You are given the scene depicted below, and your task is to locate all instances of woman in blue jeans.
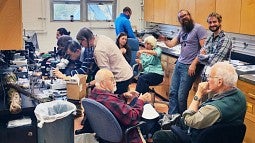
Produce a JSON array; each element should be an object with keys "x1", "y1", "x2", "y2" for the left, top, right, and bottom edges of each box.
[{"x1": 135, "y1": 35, "x2": 164, "y2": 94}]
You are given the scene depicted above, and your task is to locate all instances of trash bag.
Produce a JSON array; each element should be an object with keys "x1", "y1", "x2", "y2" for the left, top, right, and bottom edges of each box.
[
  {"x1": 34, "y1": 100, "x2": 76, "y2": 128},
  {"x1": 74, "y1": 133, "x2": 99, "y2": 143}
]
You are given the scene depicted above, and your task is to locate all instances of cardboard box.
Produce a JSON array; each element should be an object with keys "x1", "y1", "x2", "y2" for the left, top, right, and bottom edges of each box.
[{"x1": 66, "y1": 74, "x2": 87, "y2": 100}]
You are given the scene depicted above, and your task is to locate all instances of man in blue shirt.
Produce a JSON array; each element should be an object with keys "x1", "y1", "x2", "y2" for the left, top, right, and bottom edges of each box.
[{"x1": 115, "y1": 7, "x2": 136, "y2": 38}]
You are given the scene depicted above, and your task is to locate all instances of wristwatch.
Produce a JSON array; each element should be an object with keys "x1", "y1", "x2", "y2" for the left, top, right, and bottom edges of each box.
[{"x1": 193, "y1": 95, "x2": 201, "y2": 102}]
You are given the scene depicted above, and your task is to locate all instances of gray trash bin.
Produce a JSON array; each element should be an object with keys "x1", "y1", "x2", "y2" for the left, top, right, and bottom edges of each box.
[{"x1": 34, "y1": 100, "x2": 76, "y2": 143}]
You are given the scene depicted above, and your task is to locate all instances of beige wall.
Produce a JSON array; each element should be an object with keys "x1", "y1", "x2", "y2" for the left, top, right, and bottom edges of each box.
[{"x1": 22, "y1": 0, "x2": 143, "y2": 52}]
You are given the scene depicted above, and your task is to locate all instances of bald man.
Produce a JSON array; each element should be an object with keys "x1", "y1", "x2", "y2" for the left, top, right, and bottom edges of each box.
[{"x1": 77, "y1": 69, "x2": 152, "y2": 143}]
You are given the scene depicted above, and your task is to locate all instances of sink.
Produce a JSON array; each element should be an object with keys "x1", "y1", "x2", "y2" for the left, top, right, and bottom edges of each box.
[{"x1": 236, "y1": 65, "x2": 255, "y2": 75}]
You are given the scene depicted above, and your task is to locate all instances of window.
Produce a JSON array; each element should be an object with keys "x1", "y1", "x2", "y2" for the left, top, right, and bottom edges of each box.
[{"x1": 51, "y1": 0, "x2": 116, "y2": 21}]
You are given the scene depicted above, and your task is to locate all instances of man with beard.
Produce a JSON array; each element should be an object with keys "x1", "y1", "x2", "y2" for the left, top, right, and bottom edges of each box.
[
  {"x1": 164, "y1": 10, "x2": 207, "y2": 115},
  {"x1": 198, "y1": 12, "x2": 232, "y2": 82}
]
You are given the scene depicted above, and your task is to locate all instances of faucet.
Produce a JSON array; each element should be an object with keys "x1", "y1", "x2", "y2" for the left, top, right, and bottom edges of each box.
[{"x1": 243, "y1": 42, "x2": 248, "y2": 49}]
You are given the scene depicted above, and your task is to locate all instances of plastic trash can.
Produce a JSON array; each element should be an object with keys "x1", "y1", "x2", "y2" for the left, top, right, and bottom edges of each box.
[{"x1": 34, "y1": 100, "x2": 76, "y2": 143}]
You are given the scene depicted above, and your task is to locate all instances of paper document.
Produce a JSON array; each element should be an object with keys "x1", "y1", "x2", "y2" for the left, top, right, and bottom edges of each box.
[
  {"x1": 142, "y1": 104, "x2": 159, "y2": 119},
  {"x1": 7, "y1": 118, "x2": 32, "y2": 128}
]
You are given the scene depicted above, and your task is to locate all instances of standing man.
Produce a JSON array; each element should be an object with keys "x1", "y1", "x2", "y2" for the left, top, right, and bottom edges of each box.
[
  {"x1": 76, "y1": 27, "x2": 133, "y2": 94},
  {"x1": 198, "y1": 12, "x2": 232, "y2": 81},
  {"x1": 164, "y1": 10, "x2": 207, "y2": 114},
  {"x1": 115, "y1": 7, "x2": 136, "y2": 39}
]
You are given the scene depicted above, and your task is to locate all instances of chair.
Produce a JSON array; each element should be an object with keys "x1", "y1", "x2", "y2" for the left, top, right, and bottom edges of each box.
[
  {"x1": 195, "y1": 122, "x2": 246, "y2": 143},
  {"x1": 171, "y1": 122, "x2": 246, "y2": 143},
  {"x1": 81, "y1": 98, "x2": 145, "y2": 143}
]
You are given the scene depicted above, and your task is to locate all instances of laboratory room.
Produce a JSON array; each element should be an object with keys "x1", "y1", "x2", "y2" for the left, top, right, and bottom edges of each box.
[{"x1": 0, "y1": 0, "x2": 255, "y2": 143}]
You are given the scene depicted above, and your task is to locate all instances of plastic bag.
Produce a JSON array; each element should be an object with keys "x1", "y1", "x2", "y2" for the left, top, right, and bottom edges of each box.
[
  {"x1": 159, "y1": 113, "x2": 181, "y2": 130},
  {"x1": 74, "y1": 133, "x2": 99, "y2": 143},
  {"x1": 34, "y1": 100, "x2": 76, "y2": 128}
]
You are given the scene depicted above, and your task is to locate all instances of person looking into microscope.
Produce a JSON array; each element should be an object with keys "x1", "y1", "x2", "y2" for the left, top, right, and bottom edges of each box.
[
  {"x1": 53, "y1": 39, "x2": 99, "y2": 117},
  {"x1": 56, "y1": 27, "x2": 71, "y2": 40},
  {"x1": 53, "y1": 39, "x2": 99, "y2": 83},
  {"x1": 56, "y1": 35, "x2": 72, "y2": 59}
]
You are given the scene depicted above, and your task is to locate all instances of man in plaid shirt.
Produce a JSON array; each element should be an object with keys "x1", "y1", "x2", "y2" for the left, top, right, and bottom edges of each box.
[
  {"x1": 198, "y1": 12, "x2": 232, "y2": 81},
  {"x1": 85, "y1": 69, "x2": 151, "y2": 143}
]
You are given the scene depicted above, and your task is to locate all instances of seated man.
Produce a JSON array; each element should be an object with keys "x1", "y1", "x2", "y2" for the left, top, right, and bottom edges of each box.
[
  {"x1": 78, "y1": 68, "x2": 158, "y2": 143},
  {"x1": 153, "y1": 61, "x2": 246, "y2": 143}
]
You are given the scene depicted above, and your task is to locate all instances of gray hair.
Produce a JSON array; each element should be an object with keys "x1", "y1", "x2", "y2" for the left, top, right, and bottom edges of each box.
[
  {"x1": 213, "y1": 62, "x2": 238, "y2": 87},
  {"x1": 144, "y1": 35, "x2": 157, "y2": 48},
  {"x1": 94, "y1": 68, "x2": 112, "y2": 87}
]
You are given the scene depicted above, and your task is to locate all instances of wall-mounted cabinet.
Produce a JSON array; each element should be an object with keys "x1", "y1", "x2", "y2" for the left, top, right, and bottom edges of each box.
[
  {"x1": 179, "y1": 0, "x2": 196, "y2": 18},
  {"x1": 144, "y1": 0, "x2": 255, "y2": 36},
  {"x1": 216, "y1": 0, "x2": 241, "y2": 34},
  {"x1": 144, "y1": 0, "x2": 154, "y2": 22},
  {"x1": 164, "y1": 0, "x2": 179, "y2": 25},
  {"x1": 195, "y1": 0, "x2": 215, "y2": 29},
  {"x1": 153, "y1": 0, "x2": 166, "y2": 23},
  {"x1": 0, "y1": 0, "x2": 23, "y2": 50},
  {"x1": 240, "y1": 0, "x2": 255, "y2": 35}
]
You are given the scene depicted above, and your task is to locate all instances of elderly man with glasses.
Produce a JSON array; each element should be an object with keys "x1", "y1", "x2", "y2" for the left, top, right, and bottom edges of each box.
[
  {"x1": 77, "y1": 68, "x2": 152, "y2": 143},
  {"x1": 153, "y1": 61, "x2": 246, "y2": 143}
]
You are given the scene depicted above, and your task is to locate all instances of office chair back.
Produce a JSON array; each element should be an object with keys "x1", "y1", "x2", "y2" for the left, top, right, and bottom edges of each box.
[
  {"x1": 195, "y1": 122, "x2": 246, "y2": 143},
  {"x1": 82, "y1": 98, "x2": 123, "y2": 142},
  {"x1": 127, "y1": 38, "x2": 139, "y2": 67}
]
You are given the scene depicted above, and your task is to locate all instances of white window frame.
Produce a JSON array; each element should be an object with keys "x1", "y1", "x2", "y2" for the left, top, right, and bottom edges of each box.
[{"x1": 50, "y1": 0, "x2": 117, "y2": 22}]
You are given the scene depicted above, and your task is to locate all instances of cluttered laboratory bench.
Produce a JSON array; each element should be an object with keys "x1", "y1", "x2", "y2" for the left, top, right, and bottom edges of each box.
[
  {"x1": 0, "y1": 49, "x2": 87, "y2": 143},
  {"x1": 0, "y1": 72, "x2": 85, "y2": 143}
]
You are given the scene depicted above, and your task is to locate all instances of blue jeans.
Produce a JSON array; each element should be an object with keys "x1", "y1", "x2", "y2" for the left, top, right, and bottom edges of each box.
[
  {"x1": 168, "y1": 62, "x2": 202, "y2": 114},
  {"x1": 115, "y1": 78, "x2": 131, "y2": 94}
]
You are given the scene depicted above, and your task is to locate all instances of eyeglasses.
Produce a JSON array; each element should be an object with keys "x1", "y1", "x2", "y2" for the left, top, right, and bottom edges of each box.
[
  {"x1": 206, "y1": 74, "x2": 221, "y2": 80},
  {"x1": 179, "y1": 13, "x2": 189, "y2": 19}
]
